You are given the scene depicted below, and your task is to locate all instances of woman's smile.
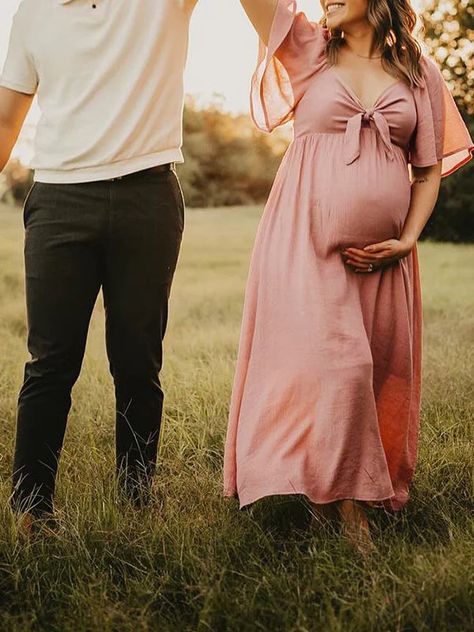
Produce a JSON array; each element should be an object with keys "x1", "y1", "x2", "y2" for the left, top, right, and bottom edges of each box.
[
  {"x1": 326, "y1": 2, "x2": 346, "y2": 15},
  {"x1": 325, "y1": 1, "x2": 347, "y2": 24}
]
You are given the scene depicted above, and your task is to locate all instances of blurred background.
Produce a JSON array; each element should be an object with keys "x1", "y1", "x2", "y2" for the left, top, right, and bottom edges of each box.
[{"x1": 0, "y1": 0, "x2": 473, "y2": 241}]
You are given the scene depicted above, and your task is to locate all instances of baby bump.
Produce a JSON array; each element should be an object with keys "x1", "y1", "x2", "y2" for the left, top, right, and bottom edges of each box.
[{"x1": 307, "y1": 134, "x2": 412, "y2": 253}]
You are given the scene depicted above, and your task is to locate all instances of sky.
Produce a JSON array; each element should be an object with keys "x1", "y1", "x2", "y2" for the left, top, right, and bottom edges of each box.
[{"x1": 185, "y1": 0, "x2": 323, "y2": 111}]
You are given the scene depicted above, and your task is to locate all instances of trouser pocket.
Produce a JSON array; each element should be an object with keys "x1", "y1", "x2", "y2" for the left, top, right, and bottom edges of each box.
[
  {"x1": 22, "y1": 182, "x2": 38, "y2": 229},
  {"x1": 168, "y1": 169, "x2": 185, "y2": 233}
]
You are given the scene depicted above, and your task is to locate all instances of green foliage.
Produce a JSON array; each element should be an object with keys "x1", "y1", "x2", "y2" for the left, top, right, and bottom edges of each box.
[
  {"x1": 177, "y1": 99, "x2": 287, "y2": 208},
  {"x1": 419, "y1": 0, "x2": 474, "y2": 242},
  {"x1": 420, "y1": 0, "x2": 473, "y2": 112}
]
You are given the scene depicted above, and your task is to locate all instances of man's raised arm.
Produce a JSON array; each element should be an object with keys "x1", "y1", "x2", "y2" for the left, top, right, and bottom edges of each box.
[
  {"x1": 181, "y1": 0, "x2": 200, "y2": 14},
  {"x1": 0, "y1": 87, "x2": 34, "y2": 172},
  {"x1": 240, "y1": 0, "x2": 279, "y2": 44}
]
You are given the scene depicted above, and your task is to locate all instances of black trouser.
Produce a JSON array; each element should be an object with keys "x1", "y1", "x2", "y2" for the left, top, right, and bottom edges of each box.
[{"x1": 10, "y1": 165, "x2": 185, "y2": 516}]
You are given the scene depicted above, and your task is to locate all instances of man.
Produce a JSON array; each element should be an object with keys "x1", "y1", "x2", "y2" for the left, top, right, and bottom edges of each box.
[{"x1": 0, "y1": 0, "x2": 199, "y2": 529}]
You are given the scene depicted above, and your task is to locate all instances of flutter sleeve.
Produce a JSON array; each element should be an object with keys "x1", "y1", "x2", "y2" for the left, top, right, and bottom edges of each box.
[
  {"x1": 250, "y1": 0, "x2": 329, "y2": 132},
  {"x1": 409, "y1": 55, "x2": 474, "y2": 177}
]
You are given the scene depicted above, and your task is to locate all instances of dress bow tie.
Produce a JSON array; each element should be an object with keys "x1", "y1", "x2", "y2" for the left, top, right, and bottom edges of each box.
[{"x1": 343, "y1": 108, "x2": 395, "y2": 165}]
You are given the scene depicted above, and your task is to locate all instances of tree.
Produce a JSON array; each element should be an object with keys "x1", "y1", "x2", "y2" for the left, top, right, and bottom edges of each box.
[
  {"x1": 419, "y1": 0, "x2": 474, "y2": 242},
  {"x1": 177, "y1": 97, "x2": 288, "y2": 207}
]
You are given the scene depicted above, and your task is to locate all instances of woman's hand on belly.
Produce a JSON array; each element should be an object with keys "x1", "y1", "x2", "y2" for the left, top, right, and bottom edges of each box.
[{"x1": 341, "y1": 237, "x2": 415, "y2": 273}]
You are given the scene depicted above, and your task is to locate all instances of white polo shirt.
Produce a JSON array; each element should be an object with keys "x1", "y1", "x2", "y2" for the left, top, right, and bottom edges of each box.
[{"x1": 0, "y1": 0, "x2": 197, "y2": 183}]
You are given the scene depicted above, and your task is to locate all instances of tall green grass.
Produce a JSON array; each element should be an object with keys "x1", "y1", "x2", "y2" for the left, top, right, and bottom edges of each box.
[{"x1": 0, "y1": 203, "x2": 472, "y2": 631}]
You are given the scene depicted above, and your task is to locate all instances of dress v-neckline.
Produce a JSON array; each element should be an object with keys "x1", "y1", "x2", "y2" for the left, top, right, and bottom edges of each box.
[{"x1": 328, "y1": 65, "x2": 403, "y2": 111}]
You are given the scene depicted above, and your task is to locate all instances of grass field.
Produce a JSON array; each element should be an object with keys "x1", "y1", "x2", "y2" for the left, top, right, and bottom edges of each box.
[{"x1": 0, "y1": 202, "x2": 473, "y2": 631}]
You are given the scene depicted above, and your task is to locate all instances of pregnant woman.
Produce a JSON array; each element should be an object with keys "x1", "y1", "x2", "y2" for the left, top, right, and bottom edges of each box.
[{"x1": 224, "y1": 0, "x2": 473, "y2": 551}]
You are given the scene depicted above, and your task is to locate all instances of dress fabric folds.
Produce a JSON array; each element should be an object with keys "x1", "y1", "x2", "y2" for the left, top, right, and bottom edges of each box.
[{"x1": 223, "y1": 0, "x2": 474, "y2": 511}]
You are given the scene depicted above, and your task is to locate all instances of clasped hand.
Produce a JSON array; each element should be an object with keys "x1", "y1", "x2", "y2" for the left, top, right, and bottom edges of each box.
[{"x1": 341, "y1": 238, "x2": 414, "y2": 273}]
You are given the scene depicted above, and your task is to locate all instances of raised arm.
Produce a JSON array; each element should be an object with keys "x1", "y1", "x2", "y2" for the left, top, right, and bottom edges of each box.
[
  {"x1": 181, "y1": 0, "x2": 200, "y2": 14},
  {"x1": 240, "y1": 0, "x2": 279, "y2": 44},
  {"x1": 0, "y1": 87, "x2": 34, "y2": 172}
]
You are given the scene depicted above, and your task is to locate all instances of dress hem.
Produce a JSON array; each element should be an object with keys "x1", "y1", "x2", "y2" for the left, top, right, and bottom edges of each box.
[{"x1": 223, "y1": 487, "x2": 405, "y2": 512}]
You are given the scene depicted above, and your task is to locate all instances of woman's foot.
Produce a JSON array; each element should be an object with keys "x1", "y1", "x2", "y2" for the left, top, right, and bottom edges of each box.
[{"x1": 337, "y1": 499, "x2": 376, "y2": 555}]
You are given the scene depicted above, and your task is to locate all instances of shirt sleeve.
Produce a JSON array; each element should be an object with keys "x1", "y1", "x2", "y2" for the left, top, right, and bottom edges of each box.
[
  {"x1": 408, "y1": 55, "x2": 473, "y2": 178},
  {"x1": 250, "y1": 0, "x2": 329, "y2": 133},
  {"x1": 0, "y1": 4, "x2": 38, "y2": 95}
]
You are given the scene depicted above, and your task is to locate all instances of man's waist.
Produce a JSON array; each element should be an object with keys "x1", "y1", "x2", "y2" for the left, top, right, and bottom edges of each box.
[
  {"x1": 33, "y1": 149, "x2": 184, "y2": 184},
  {"x1": 107, "y1": 163, "x2": 175, "y2": 182}
]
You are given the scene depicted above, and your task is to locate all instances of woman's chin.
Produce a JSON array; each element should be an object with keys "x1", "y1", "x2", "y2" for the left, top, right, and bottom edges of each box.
[
  {"x1": 326, "y1": 17, "x2": 344, "y2": 30},
  {"x1": 325, "y1": 10, "x2": 349, "y2": 30}
]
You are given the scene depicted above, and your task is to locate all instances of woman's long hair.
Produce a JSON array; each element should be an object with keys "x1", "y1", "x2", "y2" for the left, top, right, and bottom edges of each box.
[{"x1": 320, "y1": 0, "x2": 424, "y2": 88}]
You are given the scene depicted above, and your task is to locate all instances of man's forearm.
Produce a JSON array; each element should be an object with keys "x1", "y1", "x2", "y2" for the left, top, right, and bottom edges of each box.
[
  {"x1": 401, "y1": 162, "x2": 443, "y2": 246},
  {"x1": 0, "y1": 87, "x2": 34, "y2": 172},
  {"x1": 181, "y1": 0, "x2": 199, "y2": 14},
  {"x1": 0, "y1": 124, "x2": 18, "y2": 172},
  {"x1": 240, "y1": 0, "x2": 278, "y2": 44}
]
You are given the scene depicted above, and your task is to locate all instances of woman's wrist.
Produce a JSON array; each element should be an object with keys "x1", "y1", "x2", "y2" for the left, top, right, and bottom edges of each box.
[{"x1": 399, "y1": 234, "x2": 417, "y2": 252}]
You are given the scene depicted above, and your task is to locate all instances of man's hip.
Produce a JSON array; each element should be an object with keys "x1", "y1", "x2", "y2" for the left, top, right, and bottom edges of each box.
[{"x1": 22, "y1": 165, "x2": 185, "y2": 302}]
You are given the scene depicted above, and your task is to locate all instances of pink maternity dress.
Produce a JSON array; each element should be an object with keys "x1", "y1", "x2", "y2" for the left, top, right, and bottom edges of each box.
[{"x1": 223, "y1": 0, "x2": 474, "y2": 511}]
